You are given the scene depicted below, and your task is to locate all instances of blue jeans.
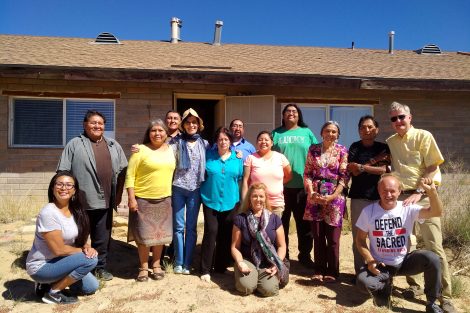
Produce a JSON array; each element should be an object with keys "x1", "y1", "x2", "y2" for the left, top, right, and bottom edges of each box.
[
  {"x1": 30, "y1": 252, "x2": 99, "y2": 295},
  {"x1": 172, "y1": 186, "x2": 201, "y2": 269}
]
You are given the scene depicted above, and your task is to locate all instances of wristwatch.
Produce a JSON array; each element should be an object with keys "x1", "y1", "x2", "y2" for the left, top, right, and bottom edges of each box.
[
  {"x1": 359, "y1": 164, "x2": 365, "y2": 173},
  {"x1": 415, "y1": 188, "x2": 426, "y2": 195}
]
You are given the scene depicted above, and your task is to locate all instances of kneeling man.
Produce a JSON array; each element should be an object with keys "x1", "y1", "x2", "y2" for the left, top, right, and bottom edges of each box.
[{"x1": 356, "y1": 174, "x2": 443, "y2": 313}]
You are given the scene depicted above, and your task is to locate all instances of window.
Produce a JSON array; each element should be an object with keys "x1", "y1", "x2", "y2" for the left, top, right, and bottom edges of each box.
[
  {"x1": 10, "y1": 98, "x2": 115, "y2": 147},
  {"x1": 283, "y1": 103, "x2": 373, "y2": 149}
]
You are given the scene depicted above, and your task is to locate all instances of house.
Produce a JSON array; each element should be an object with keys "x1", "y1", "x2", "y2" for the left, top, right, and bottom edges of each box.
[{"x1": 1, "y1": 33, "x2": 470, "y2": 203}]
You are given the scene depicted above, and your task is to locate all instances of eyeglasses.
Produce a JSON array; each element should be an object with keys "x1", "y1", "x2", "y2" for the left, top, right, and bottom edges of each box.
[
  {"x1": 285, "y1": 109, "x2": 298, "y2": 114},
  {"x1": 55, "y1": 182, "x2": 75, "y2": 190},
  {"x1": 390, "y1": 114, "x2": 407, "y2": 122}
]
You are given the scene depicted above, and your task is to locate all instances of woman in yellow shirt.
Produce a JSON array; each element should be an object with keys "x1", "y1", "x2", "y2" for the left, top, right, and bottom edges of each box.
[{"x1": 125, "y1": 119, "x2": 176, "y2": 282}]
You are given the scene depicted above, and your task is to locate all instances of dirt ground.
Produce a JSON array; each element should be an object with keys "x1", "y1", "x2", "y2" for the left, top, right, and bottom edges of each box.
[{"x1": 0, "y1": 214, "x2": 468, "y2": 313}]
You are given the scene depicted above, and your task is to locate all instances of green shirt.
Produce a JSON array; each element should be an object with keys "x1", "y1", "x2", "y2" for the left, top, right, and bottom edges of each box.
[{"x1": 272, "y1": 126, "x2": 318, "y2": 188}]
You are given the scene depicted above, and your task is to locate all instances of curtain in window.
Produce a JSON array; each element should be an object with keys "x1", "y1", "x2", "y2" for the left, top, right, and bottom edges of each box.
[{"x1": 330, "y1": 106, "x2": 372, "y2": 148}]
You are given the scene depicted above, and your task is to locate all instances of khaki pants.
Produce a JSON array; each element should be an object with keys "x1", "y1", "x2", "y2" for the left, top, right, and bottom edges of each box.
[
  {"x1": 234, "y1": 260, "x2": 279, "y2": 297},
  {"x1": 399, "y1": 194, "x2": 452, "y2": 299}
]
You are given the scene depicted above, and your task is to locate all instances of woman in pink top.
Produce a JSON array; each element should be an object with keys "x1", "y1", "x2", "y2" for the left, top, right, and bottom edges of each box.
[{"x1": 242, "y1": 131, "x2": 292, "y2": 217}]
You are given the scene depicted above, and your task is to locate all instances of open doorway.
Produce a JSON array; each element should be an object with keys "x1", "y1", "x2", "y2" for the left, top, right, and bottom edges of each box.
[{"x1": 175, "y1": 95, "x2": 225, "y2": 145}]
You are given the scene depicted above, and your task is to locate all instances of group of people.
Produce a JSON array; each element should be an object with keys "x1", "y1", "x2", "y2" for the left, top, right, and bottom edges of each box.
[{"x1": 24, "y1": 102, "x2": 455, "y2": 313}]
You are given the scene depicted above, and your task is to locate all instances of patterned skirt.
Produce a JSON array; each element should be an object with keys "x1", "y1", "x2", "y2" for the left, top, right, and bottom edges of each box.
[{"x1": 127, "y1": 196, "x2": 173, "y2": 246}]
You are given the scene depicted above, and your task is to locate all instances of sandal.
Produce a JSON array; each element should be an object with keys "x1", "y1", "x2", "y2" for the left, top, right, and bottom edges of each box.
[
  {"x1": 323, "y1": 275, "x2": 337, "y2": 283},
  {"x1": 136, "y1": 268, "x2": 149, "y2": 282},
  {"x1": 151, "y1": 266, "x2": 165, "y2": 280},
  {"x1": 311, "y1": 274, "x2": 323, "y2": 282}
]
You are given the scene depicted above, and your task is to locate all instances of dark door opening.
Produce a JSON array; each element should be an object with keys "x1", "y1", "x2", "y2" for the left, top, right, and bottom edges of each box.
[{"x1": 177, "y1": 99, "x2": 218, "y2": 145}]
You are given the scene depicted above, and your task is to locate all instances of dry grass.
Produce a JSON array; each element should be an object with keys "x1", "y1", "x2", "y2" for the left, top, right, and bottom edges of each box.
[
  {"x1": 0, "y1": 305, "x2": 12, "y2": 313},
  {"x1": 0, "y1": 191, "x2": 41, "y2": 224},
  {"x1": 52, "y1": 303, "x2": 80, "y2": 313},
  {"x1": 439, "y1": 156, "x2": 470, "y2": 272}
]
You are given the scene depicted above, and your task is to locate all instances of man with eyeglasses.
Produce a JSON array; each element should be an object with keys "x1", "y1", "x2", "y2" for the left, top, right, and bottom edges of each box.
[
  {"x1": 386, "y1": 102, "x2": 455, "y2": 313},
  {"x1": 58, "y1": 110, "x2": 128, "y2": 282},
  {"x1": 228, "y1": 119, "x2": 255, "y2": 161}
]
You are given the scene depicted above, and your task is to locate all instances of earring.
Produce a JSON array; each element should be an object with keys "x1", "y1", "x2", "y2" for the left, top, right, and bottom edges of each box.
[{"x1": 71, "y1": 195, "x2": 76, "y2": 202}]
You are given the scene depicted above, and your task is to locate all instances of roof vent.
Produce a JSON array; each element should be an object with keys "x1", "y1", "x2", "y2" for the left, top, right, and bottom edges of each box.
[
  {"x1": 417, "y1": 44, "x2": 442, "y2": 54},
  {"x1": 171, "y1": 17, "x2": 182, "y2": 44},
  {"x1": 94, "y1": 32, "x2": 121, "y2": 44}
]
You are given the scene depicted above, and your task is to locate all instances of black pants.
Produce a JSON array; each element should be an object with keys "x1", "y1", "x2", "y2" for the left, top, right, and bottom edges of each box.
[
  {"x1": 281, "y1": 188, "x2": 313, "y2": 260},
  {"x1": 200, "y1": 205, "x2": 234, "y2": 275},
  {"x1": 86, "y1": 208, "x2": 113, "y2": 270},
  {"x1": 357, "y1": 250, "x2": 442, "y2": 303}
]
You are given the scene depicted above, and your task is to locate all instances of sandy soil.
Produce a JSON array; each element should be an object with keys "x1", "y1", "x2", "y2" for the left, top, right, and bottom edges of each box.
[{"x1": 0, "y1": 214, "x2": 468, "y2": 313}]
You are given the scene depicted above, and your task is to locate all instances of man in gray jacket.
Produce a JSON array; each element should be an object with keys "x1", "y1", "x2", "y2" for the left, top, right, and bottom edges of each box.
[{"x1": 58, "y1": 110, "x2": 127, "y2": 281}]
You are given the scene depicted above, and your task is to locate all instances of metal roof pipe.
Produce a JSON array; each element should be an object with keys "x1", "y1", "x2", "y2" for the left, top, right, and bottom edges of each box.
[
  {"x1": 171, "y1": 17, "x2": 182, "y2": 43},
  {"x1": 213, "y1": 20, "x2": 223, "y2": 46},
  {"x1": 389, "y1": 31, "x2": 395, "y2": 54}
]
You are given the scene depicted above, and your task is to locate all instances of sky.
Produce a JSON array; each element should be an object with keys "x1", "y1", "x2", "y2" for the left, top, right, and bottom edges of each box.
[{"x1": 1, "y1": 0, "x2": 469, "y2": 52}]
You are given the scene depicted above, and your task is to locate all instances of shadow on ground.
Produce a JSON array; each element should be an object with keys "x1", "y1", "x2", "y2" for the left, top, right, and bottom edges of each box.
[{"x1": 2, "y1": 279, "x2": 37, "y2": 303}]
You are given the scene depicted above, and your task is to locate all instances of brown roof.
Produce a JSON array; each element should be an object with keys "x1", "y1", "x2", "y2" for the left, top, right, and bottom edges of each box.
[{"x1": 1, "y1": 34, "x2": 469, "y2": 81}]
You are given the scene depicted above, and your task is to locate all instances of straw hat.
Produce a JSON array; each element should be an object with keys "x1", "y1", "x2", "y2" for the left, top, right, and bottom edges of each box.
[{"x1": 179, "y1": 108, "x2": 205, "y2": 132}]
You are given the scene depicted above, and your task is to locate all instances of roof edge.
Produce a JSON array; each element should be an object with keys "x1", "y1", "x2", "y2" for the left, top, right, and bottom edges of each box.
[{"x1": 1, "y1": 65, "x2": 470, "y2": 91}]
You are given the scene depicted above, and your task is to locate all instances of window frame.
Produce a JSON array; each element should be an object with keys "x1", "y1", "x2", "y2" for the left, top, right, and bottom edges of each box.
[
  {"x1": 9, "y1": 96, "x2": 116, "y2": 148},
  {"x1": 281, "y1": 102, "x2": 374, "y2": 121},
  {"x1": 281, "y1": 102, "x2": 375, "y2": 147}
]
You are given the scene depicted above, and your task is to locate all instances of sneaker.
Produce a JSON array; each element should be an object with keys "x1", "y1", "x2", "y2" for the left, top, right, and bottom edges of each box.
[
  {"x1": 34, "y1": 282, "x2": 51, "y2": 298},
  {"x1": 174, "y1": 265, "x2": 183, "y2": 274},
  {"x1": 370, "y1": 283, "x2": 392, "y2": 308},
  {"x1": 42, "y1": 291, "x2": 78, "y2": 305},
  {"x1": 402, "y1": 285, "x2": 424, "y2": 299},
  {"x1": 426, "y1": 303, "x2": 444, "y2": 313},
  {"x1": 200, "y1": 274, "x2": 211, "y2": 283},
  {"x1": 94, "y1": 269, "x2": 113, "y2": 281},
  {"x1": 441, "y1": 299, "x2": 457, "y2": 313},
  {"x1": 182, "y1": 268, "x2": 190, "y2": 275},
  {"x1": 372, "y1": 290, "x2": 391, "y2": 308}
]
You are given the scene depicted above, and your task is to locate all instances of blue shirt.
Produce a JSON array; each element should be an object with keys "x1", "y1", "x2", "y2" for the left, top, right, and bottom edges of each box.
[
  {"x1": 232, "y1": 138, "x2": 256, "y2": 161},
  {"x1": 201, "y1": 149, "x2": 243, "y2": 212},
  {"x1": 210, "y1": 138, "x2": 255, "y2": 162}
]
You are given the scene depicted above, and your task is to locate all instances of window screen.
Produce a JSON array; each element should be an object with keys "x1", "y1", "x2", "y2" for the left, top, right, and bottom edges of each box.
[
  {"x1": 66, "y1": 100, "x2": 114, "y2": 143},
  {"x1": 12, "y1": 99, "x2": 63, "y2": 146},
  {"x1": 11, "y1": 98, "x2": 115, "y2": 147}
]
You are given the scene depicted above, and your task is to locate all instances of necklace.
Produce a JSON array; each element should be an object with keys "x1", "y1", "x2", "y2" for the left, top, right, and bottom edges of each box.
[{"x1": 320, "y1": 144, "x2": 335, "y2": 168}]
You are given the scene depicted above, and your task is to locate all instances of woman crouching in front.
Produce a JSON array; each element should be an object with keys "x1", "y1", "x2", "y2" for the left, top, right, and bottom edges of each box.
[
  {"x1": 26, "y1": 171, "x2": 98, "y2": 304},
  {"x1": 231, "y1": 183, "x2": 288, "y2": 297}
]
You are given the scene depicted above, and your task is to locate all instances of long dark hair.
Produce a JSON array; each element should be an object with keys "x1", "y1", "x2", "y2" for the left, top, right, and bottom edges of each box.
[
  {"x1": 48, "y1": 171, "x2": 90, "y2": 247},
  {"x1": 281, "y1": 104, "x2": 308, "y2": 128}
]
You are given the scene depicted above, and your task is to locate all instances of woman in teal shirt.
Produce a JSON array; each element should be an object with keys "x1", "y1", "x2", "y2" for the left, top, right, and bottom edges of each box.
[{"x1": 200, "y1": 127, "x2": 243, "y2": 283}]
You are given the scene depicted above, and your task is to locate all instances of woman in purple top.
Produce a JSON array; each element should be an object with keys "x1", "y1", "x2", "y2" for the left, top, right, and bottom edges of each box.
[
  {"x1": 231, "y1": 183, "x2": 288, "y2": 297},
  {"x1": 303, "y1": 121, "x2": 349, "y2": 282}
]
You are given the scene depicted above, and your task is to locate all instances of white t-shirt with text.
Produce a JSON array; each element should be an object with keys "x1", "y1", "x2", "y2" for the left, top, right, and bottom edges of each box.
[{"x1": 356, "y1": 201, "x2": 421, "y2": 266}]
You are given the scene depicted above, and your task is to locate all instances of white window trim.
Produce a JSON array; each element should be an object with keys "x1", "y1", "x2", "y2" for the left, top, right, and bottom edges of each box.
[{"x1": 9, "y1": 96, "x2": 116, "y2": 148}]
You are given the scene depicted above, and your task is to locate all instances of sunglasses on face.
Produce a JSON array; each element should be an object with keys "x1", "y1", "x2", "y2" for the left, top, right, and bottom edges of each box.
[{"x1": 390, "y1": 114, "x2": 407, "y2": 122}]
